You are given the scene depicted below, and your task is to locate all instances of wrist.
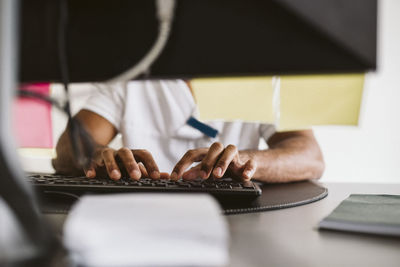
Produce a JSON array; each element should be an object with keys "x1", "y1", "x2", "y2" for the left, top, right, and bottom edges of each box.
[
  {"x1": 239, "y1": 149, "x2": 266, "y2": 164},
  {"x1": 239, "y1": 149, "x2": 275, "y2": 181}
]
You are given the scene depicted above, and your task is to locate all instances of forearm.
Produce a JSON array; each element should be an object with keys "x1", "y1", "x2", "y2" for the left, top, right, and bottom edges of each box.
[
  {"x1": 53, "y1": 130, "x2": 112, "y2": 176},
  {"x1": 53, "y1": 110, "x2": 118, "y2": 175},
  {"x1": 52, "y1": 130, "x2": 84, "y2": 175},
  {"x1": 240, "y1": 134, "x2": 325, "y2": 183}
]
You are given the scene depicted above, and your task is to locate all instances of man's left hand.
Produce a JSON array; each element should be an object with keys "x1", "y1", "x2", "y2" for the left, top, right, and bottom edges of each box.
[{"x1": 170, "y1": 142, "x2": 257, "y2": 181}]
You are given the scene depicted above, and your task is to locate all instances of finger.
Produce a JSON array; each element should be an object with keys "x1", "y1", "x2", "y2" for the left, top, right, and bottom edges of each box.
[
  {"x1": 134, "y1": 150, "x2": 160, "y2": 179},
  {"x1": 200, "y1": 142, "x2": 224, "y2": 179},
  {"x1": 160, "y1": 172, "x2": 170, "y2": 179},
  {"x1": 83, "y1": 149, "x2": 106, "y2": 178},
  {"x1": 138, "y1": 162, "x2": 149, "y2": 178},
  {"x1": 213, "y1": 145, "x2": 237, "y2": 178},
  {"x1": 101, "y1": 148, "x2": 121, "y2": 180},
  {"x1": 171, "y1": 148, "x2": 207, "y2": 181},
  {"x1": 83, "y1": 165, "x2": 96, "y2": 179},
  {"x1": 242, "y1": 159, "x2": 257, "y2": 181},
  {"x1": 117, "y1": 148, "x2": 141, "y2": 180},
  {"x1": 182, "y1": 164, "x2": 202, "y2": 180}
]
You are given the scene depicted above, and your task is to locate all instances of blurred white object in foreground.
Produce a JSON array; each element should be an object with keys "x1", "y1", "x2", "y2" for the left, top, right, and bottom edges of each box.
[{"x1": 63, "y1": 193, "x2": 229, "y2": 267}]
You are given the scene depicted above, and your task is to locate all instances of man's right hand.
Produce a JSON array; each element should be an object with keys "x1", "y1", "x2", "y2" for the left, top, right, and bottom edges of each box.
[
  {"x1": 53, "y1": 110, "x2": 169, "y2": 180},
  {"x1": 85, "y1": 147, "x2": 167, "y2": 180}
]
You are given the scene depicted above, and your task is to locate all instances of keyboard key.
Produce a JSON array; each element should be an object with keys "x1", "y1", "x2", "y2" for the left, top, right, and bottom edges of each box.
[{"x1": 242, "y1": 182, "x2": 254, "y2": 189}]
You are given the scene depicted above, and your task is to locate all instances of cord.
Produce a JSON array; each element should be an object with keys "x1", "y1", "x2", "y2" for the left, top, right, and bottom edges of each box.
[
  {"x1": 18, "y1": 89, "x2": 65, "y2": 113},
  {"x1": 58, "y1": 0, "x2": 70, "y2": 97},
  {"x1": 107, "y1": 0, "x2": 176, "y2": 84},
  {"x1": 57, "y1": 0, "x2": 94, "y2": 169}
]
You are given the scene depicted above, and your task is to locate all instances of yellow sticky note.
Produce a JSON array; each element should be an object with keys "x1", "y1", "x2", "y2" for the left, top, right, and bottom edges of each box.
[
  {"x1": 191, "y1": 77, "x2": 274, "y2": 122},
  {"x1": 279, "y1": 73, "x2": 364, "y2": 131}
]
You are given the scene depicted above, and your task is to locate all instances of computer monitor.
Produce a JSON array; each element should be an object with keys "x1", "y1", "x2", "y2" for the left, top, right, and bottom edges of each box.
[{"x1": 19, "y1": 0, "x2": 377, "y2": 83}]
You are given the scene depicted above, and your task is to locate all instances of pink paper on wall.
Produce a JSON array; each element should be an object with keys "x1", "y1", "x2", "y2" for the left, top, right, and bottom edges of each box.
[{"x1": 13, "y1": 83, "x2": 53, "y2": 148}]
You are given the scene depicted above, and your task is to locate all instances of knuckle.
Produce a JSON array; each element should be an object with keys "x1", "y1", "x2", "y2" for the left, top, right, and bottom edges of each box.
[
  {"x1": 226, "y1": 144, "x2": 237, "y2": 153},
  {"x1": 212, "y1": 142, "x2": 224, "y2": 150},
  {"x1": 173, "y1": 166, "x2": 182, "y2": 173},
  {"x1": 185, "y1": 149, "x2": 195, "y2": 157},
  {"x1": 102, "y1": 148, "x2": 114, "y2": 157},
  {"x1": 174, "y1": 161, "x2": 183, "y2": 169},
  {"x1": 118, "y1": 147, "x2": 131, "y2": 155},
  {"x1": 137, "y1": 149, "x2": 149, "y2": 155}
]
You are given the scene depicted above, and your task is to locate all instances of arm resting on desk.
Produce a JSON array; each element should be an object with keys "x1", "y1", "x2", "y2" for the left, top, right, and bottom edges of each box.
[{"x1": 240, "y1": 130, "x2": 325, "y2": 183}]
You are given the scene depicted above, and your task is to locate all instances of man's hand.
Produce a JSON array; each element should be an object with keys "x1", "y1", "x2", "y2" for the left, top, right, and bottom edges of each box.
[
  {"x1": 170, "y1": 142, "x2": 257, "y2": 181},
  {"x1": 85, "y1": 147, "x2": 169, "y2": 180}
]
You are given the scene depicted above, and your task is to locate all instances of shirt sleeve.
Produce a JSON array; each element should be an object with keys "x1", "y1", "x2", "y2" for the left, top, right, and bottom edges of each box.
[
  {"x1": 259, "y1": 123, "x2": 276, "y2": 142},
  {"x1": 82, "y1": 83, "x2": 125, "y2": 131}
]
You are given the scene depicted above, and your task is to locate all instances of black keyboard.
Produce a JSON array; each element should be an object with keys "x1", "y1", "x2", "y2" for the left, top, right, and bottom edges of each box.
[{"x1": 26, "y1": 174, "x2": 262, "y2": 198}]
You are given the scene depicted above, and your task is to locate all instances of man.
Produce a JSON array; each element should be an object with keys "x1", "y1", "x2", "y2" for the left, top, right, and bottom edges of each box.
[{"x1": 52, "y1": 80, "x2": 324, "y2": 182}]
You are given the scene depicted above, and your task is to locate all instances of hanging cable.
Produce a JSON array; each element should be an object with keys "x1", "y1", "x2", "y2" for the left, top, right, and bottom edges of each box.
[
  {"x1": 18, "y1": 89, "x2": 65, "y2": 113},
  {"x1": 107, "y1": 0, "x2": 176, "y2": 84},
  {"x1": 57, "y1": 0, "x2": 94, "y2": 169}
]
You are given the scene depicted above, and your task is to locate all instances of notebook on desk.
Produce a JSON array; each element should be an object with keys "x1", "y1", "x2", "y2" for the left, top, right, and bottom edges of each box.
[{"x1": 319, "y1": 194, "x2": 400, "y2": 237}]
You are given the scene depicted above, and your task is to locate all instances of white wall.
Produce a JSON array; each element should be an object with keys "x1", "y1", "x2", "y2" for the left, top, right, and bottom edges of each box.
[{"x1": 315, "y1": 0, "x2": 400, "y2": 183}]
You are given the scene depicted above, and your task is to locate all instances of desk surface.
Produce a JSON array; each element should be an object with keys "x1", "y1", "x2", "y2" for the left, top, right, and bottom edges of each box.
[
  {"x1": 227, "y1": 182, "x2": 400, "y2": 267},
  {"x1": 45, "y1": 182, "x2": 400, "y2": 267}
]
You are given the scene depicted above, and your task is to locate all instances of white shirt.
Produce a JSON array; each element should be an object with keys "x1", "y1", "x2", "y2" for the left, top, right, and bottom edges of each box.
[{"x1": 84, "y1": 80, "x2": 275, "y2": 172}]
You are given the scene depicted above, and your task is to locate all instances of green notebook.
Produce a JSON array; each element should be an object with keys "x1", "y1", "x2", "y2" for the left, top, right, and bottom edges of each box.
[{"x1": 319, "y1": 194, "x2": 400, "y2": 237}]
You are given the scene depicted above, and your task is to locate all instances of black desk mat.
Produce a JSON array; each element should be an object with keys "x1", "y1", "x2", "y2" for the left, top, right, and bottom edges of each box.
[
  {"x1": 219, "y1": 180, "x2": 328, "y2": 215},
  {"x1": 37, "y1": 180, "x2": 328, "y2": 215}
]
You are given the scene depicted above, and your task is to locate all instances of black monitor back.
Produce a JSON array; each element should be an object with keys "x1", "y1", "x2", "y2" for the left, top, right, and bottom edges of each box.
[{"x1": 19, "y1": 0, "x2": 377, "y2": 83}]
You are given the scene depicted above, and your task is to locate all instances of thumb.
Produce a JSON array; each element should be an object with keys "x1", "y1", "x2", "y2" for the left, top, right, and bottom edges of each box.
[{"x1": 241, "y1": 159, "x2": 257, "y2": 181}]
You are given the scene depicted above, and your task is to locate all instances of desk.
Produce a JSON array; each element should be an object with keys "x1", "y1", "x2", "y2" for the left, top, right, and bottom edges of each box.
[
  {"x1": 227, "y1": 183, "x2": 400, "y2": 267},
  {"x1": 45, "y1": 183, "x2": 400, "y2": 266}
]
